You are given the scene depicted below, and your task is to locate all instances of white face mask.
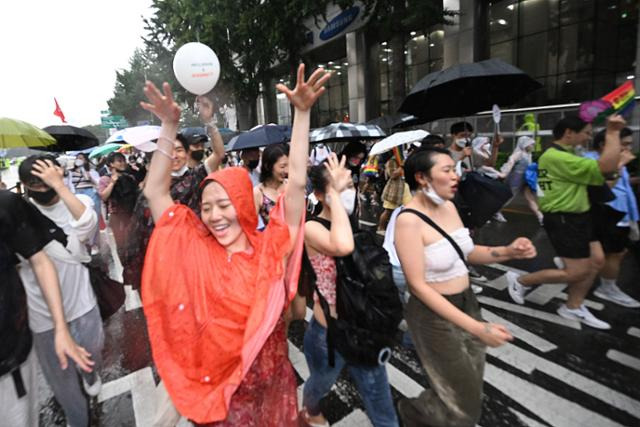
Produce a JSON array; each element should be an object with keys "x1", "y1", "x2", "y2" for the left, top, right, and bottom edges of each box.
[
  {"x1": 454, "y1": 138, "x2": 468, "y2": 148},
  {"x1": 74, "y1": 159, "x2": 84, "y2": 167},
  {"x1": 340, "y1": 189, "x2": 356, "y2": 215},
  {"x1": 422, "y1": 184, "x2": 446, "y2": 205},
  {"x1": 171, "y1": 165, "x2": 189, "y2": 177}
]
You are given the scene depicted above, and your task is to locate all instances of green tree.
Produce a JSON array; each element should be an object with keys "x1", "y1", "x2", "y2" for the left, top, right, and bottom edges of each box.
[
  {"x1": 144, "y1": 0, "x2": 337, "y2": 128},
  {"x1": 107, "y1": 48, "x2": 176, "y2": 126},
  {"x1": 81, "y1": 124, "x2": 108, "y2": 144}
]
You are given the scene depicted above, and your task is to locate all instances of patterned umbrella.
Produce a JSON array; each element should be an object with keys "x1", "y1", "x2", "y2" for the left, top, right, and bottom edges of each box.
[
  {"x1": 309, "y1": 123, "x2": 385, "y2": 144},
  {"x1": 0, "y1": 117, "x2": 56, "y2": 149}
]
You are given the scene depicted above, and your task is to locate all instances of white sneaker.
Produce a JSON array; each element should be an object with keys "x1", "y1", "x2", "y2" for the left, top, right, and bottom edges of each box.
[
  {"x1": 553, "y1": 256, "x2": 565, "y2": 269},
  {"x1": 468, "y1": 266, "x2": 488, "y2": 283},
  {"x1": 493, "y1": 212, "x2": 508, "y2": 223},
  {"x1": 471, "y1": 284, "x2": 483, "y2": 294},
  {"x1": 557, "y1": 304, "x2": 611, "y2": 329},
  {"x1": 505, "y1": 271, "x2": 526, "y2": 305},
  {"x1": 594, "y1": 283, "x2": 640, "y2": 308},
  {"x1": 82, "y1": 375, "x2": 102, "y2": 397}
]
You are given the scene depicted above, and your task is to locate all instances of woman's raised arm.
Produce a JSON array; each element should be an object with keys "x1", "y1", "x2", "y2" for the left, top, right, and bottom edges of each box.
[
  {"x1": 140, "y1": 81, "x2": 182, "y2": 222},
  {"x1": 277, "y1": 64, "x2": 331, "y2": 240}
]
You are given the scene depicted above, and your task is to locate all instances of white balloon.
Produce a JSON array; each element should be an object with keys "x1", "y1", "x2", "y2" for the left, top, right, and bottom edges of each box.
[{"x1": 172, "y1": 42, "x2": 221, "y2": 95}]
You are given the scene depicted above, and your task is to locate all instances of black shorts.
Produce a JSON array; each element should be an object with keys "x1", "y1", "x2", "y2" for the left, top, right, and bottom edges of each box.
[
  {"x1": 591, "y1": 205, "x2": 629, "y2": 254},
  {"x1": 543, "y1": 212, "x2": 595, "y2": 259}
]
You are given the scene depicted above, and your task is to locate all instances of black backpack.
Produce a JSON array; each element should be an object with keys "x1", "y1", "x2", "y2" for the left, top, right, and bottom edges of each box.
[{"x1": 307, "y1": 217, "x2": 403, "y2": 366}]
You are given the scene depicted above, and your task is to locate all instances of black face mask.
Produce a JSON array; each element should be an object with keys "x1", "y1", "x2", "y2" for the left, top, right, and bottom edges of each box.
[
  {"x1": 247, "y1": 159, "x2": 259, "y2": 170},
  {"x1": 190, "y1": 150, "x2": 205, "y2": 161},
  {"x1": 28, "y1": 188, "x2": 57, "y2": 205}
]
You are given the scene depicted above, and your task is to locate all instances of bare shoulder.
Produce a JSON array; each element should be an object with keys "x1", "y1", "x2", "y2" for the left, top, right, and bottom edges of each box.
[{"x1": 395, "y1": 209, "x2": 420, "y2": 229}]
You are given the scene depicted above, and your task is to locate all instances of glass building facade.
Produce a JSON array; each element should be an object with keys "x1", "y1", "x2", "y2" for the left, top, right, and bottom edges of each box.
[{"x1": 489, "y1": 0, "x2": 638, "y2": 106}]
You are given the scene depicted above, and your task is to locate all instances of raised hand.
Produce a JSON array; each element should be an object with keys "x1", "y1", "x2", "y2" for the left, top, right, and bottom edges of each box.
[
  {"x1": 31, "y1": 159, "x2": 65, "y2": 190},
  {"x1": 196, "y1": 94, "x2": 215, "y2": 124},
  {"x1": 606, "y1": 114, "x2": 627, "y2": 133},
  {"x1": 140, "y1": 81, "x2": 181, "y2": 125},
  {"x1": 324, "y1": 153, "x2": 352, "y2": 193},
  {"x1": 276, "y1": 64, "x2": 331, "y2": 112}
]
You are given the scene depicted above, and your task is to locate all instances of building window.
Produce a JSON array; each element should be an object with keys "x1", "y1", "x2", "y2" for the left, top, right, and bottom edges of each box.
[
  {"x1": 489, "y1": 0, "x2": 637, "y2": 106},
  {"x1": 314, "y1": 59, "x2": 349, "y2": 125},
  {"x1": 405, "y1": 27, "x2": 444, "y2": 91}
]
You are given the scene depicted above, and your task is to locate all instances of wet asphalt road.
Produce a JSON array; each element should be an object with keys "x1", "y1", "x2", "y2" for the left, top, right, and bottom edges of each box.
[{"x1": 37, "y1": 197, "x2": 640, "y2": 427}]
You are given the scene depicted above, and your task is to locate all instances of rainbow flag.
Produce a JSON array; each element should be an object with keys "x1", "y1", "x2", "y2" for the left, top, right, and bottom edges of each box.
[{"x1": 580, "y1": 81, "x2": 636, "y2": 124}]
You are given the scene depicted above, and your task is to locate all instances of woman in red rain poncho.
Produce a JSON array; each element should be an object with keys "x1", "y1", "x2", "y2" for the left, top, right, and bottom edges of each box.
[{"x1": 139, "y1": 64, "x2": 331, "y2": 426}]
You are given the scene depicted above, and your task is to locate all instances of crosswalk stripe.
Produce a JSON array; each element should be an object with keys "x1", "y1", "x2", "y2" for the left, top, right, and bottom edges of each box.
[
  {"x1": 481, "y1": 308, "x2": 558, "y2": 352},
  {"x1": 556, "y1": 292, "x2": 604, "y2": 311},
  {"x1": 606, "y1": 349, "x2": 640, "y2": 372},
  {"x1": 485, "y1": 363, "x2": 624, "y2": 427},
  {"x1": 488, "y1": 341, "x2": 640, "y2": 419},
  {"x1": 525, "y1": 283, "x2": 566, "y2": 305},
  {"x1": 627, "y1": 327, "x2": 640, "y2": 339},
  {"x1": 332, "y1": 409, "x2": 373, "y2": 427},
  {"x1": 477, "y1": 296, "x2": 581, "y2": 329},
  {"x1": 124, "y1": 285, "x2": 143, "y2": 311},
  {"x1": 508, "y1": 408, "x2": 549, "y2": 427}
]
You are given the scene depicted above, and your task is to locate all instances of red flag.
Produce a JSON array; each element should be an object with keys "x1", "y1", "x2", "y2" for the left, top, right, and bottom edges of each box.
[{"x1": 53, "y1": 98, "x2": 67, "y2": 123}]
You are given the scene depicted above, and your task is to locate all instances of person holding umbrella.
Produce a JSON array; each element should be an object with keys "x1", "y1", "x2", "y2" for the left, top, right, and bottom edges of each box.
[{"x1": 448, "y1": 121, "x2": 473, "y2": 168}]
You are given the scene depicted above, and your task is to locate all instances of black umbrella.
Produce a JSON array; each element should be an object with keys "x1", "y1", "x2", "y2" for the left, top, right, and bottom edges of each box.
[
  {"x1": 41, "y1": 125, "x2": 99, "y2": 152},
  {"x1": 226, "y1": 124, "x2": 291, "y2": 152},
  {"x1": 398, "y1": 59, "x2": 542, "y2": 123},
  {"x1": 366, "y1": 114, "x2": 420, "y2": 132}
]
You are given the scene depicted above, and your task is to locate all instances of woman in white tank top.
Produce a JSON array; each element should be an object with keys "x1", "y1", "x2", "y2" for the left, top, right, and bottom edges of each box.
[{"x1": 394, "y1": 147, "x2": 537, "y2": 427}]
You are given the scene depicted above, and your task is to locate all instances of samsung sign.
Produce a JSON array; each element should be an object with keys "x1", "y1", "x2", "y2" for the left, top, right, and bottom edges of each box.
[
  {"x1": 303, "y1": 1, "x2": 374, "y2": 52},
  {"x1": 319, "y1": 6, "x2": 360, "y2": 40}
]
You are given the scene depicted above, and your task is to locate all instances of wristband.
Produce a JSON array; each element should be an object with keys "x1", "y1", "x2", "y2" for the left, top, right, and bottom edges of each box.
[{"x1": 155, "y1": 146, "x2": 173, "y2": 160}]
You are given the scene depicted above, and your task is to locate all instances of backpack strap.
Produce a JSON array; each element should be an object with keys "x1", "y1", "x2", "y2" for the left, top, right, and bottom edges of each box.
[{"x1": 398, "y1": 208, "x2": 468, "y2": 267}]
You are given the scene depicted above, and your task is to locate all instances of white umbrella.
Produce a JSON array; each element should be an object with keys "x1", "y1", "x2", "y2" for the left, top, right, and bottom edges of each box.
[
  {"x1": 368, "y1": 130, "x2": 428, "y2": 156},
  {"x1": 106, "y1": 125, "x2": 161, "y2": 152}
]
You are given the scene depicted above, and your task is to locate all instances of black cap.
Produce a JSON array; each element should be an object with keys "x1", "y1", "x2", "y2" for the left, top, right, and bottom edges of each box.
[{"x1": 180, "y1": 127, "x2": 209, "y2": 146}]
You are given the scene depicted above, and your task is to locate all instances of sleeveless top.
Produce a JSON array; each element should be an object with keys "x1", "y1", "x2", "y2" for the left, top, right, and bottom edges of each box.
[
  {"x1": 423, "y1": 228, "x2": 474, "y2": 282},
  {"x1": 308, "y1": 253, "x2": 337, "y2": 305},
  {"x1": 258, "y1": 187, "x2": 277, "y2": 225}
]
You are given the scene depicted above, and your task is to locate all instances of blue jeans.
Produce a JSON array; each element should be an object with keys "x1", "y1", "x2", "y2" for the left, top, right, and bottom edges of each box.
[
  {"x1": 391, "y1": 264, "x2": 409, "y2": 305},
  {"x1": 303, "y1": 318, "x2": 399, "y2": 427},
  {"x1": 392, "y1": 264, "x2": 414, "y2": 348}
]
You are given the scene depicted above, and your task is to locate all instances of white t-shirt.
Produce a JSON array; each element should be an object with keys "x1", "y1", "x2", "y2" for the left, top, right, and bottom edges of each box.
[
  {"x1": 18, "y1": 195, "x2": 98, "y2": 332},
  {"x1": 383, "y1": 206, "x2": 404, "y2": 267}
]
